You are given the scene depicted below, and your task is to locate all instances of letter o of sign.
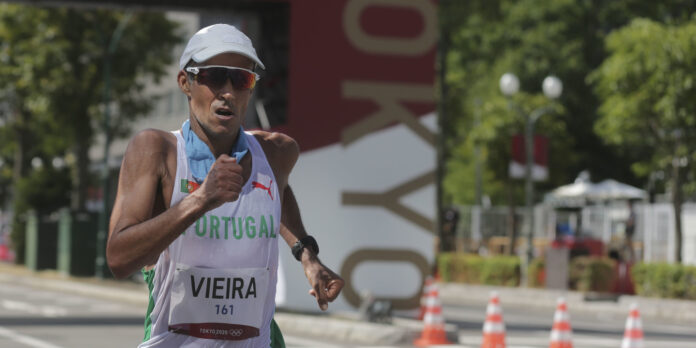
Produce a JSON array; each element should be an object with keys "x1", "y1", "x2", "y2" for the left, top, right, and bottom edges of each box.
[
  {"x1": 343, "y1": 0, "x2": 437, "y2": 56},
  {"x1": 340, "y1": 248, "x2": 429, "y2": 310}
]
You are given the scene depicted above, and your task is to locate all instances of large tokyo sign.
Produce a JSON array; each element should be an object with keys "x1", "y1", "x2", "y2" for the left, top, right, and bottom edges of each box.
[
  {"x1": 6, "y1": 0, "x2": 439, "y2": 311},
  {"x1": 275, "y1": 0, "x2": 438, "y2": 311}
]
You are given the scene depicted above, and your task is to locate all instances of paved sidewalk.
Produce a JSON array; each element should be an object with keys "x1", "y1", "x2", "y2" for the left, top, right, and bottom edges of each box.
[{"x1": 0, "y1": 262, "x2": 149, "y2": 305}]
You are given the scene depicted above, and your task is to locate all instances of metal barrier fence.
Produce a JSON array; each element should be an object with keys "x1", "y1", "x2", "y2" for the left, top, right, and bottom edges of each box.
[{"x1": 452, "y1": 203, "x2": 696, "y2": 265}]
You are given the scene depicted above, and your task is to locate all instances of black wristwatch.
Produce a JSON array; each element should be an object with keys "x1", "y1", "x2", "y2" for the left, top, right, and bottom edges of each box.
[{"x1": 291, "y1": 236, "x2": 319, "y2": 261}]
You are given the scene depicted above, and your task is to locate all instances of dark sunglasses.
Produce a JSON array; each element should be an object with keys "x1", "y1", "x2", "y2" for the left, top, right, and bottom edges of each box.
[{"x1": 185, "y1": 65, "x2": 260, "y2": 90}]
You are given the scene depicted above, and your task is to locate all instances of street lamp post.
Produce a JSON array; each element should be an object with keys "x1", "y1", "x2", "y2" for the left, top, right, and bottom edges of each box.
[{"x1": 499, "y1": 73, "x2": 562, "y2": 286}]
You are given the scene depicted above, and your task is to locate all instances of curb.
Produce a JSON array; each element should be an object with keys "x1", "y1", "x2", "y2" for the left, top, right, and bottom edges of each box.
[
  {"x1": 274, "y1": 312, "x2": 412, "y2": 345},
  {"x1": 439, "y1": 282, "x2": 696, "y2": 324}
]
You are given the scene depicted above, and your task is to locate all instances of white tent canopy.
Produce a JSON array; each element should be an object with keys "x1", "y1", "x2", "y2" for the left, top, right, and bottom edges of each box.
[
  {"x1": 592, "y1": 179, "x2": 648, "y2": 201},
  {"x1": 544, "y1": 172, "x2": 647, "y2": 207}
]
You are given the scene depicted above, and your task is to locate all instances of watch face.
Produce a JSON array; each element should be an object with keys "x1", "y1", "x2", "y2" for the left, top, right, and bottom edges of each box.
[{"x1": 292, "y1": 240, "x2": 305, "y2": 261}]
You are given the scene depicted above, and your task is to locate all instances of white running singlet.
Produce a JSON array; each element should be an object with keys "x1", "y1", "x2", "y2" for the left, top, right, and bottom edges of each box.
[{"x1": 139, "y1": 129, "x2": 281, "y2": 348}]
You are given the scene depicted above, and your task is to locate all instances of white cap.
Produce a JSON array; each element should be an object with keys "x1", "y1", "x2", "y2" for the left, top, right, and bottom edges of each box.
[{"x1": 179, "y1": 24, "x2": 265, "y2": 70}]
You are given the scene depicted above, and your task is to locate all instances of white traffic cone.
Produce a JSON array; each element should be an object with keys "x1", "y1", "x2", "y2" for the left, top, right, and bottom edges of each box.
[{"x1": 621, "y1": 303, "x2": 644, "y2": 348}]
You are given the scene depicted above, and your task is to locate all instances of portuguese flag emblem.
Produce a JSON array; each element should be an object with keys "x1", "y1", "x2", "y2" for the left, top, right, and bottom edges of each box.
[{"x1": 181, "y1": 179, "x2": 200, "y2": 193}]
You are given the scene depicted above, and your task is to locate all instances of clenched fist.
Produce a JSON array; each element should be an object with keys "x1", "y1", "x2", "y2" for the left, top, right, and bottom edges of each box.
[{"x1": 194, "y1": 154, "x2": 243, "y2": 210}]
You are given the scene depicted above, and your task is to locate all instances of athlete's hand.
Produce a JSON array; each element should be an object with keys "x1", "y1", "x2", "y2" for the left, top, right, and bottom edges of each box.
[
  {"x1": 302, "y1": 255, "x2": 344, "y2": 311},
  {"x1": 196, "y1": 154, "x2": 243, "y2": 209}
]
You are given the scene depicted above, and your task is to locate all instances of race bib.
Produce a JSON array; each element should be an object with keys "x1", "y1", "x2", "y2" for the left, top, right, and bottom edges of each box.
[{"x1": 168, "y1": 264, "x2": 270, "y2": 340}]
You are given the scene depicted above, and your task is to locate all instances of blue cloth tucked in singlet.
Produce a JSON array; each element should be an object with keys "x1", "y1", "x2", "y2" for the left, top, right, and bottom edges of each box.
[{"x1": 182, "y1": 119, "x2": 249, "y2": 183}]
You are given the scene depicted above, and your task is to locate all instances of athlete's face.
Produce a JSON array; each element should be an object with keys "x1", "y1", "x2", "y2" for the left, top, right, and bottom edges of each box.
[{"x1": 178, "y1": 52, "x2": 255, "y2": 137}]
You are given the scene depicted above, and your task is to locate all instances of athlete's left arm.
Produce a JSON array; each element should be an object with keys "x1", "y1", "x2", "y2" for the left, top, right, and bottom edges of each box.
[{"x1": 255, "y1": 132, "x2": 344, "y2": 311}]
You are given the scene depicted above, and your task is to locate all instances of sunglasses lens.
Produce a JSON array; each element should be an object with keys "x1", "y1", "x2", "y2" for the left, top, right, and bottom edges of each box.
[
  {"x1": 196, "y1": 67, "x2": 256, "y2": 90},
  {"x1": 197, "y1": 68, "x2": 228, "y2": 90},
  {"x1": 229, "y1": 70, "x2": 256, "y2": 90}
]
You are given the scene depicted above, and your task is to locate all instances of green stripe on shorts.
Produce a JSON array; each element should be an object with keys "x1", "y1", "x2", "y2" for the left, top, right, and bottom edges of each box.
[
  {"x1": 142, "y1": 268, "x2": 156, "y2": 342},
  {"x1": 270, "y1": 318, "x2": 285, "y2": 348}
]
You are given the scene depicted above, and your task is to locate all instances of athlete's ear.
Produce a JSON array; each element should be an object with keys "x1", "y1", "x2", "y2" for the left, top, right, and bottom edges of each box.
[{"x1": 178, "y1": 70, "x2": 191, "y2": 97}]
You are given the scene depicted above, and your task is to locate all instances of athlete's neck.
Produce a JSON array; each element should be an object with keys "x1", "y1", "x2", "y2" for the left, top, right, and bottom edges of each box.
[{"x1": 190, "y1": 116, "x2": 239, "y2": 158}]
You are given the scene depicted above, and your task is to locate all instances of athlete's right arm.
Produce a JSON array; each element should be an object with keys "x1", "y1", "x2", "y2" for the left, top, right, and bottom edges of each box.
[{"x1": 106, "y1": 130, "x2": 243, "y2": 279}]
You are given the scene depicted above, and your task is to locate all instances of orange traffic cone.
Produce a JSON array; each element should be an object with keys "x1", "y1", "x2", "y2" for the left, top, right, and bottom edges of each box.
[
  {"x1": 481, "y1": 292, "x2": 506, "y2": 348},
  {"x1": 549, "y1": 297, "x2": 572, "y2": 348},
  {"x1": 414, "y1": 280, "x2": 452, "y2": 346},
  {"x1": 417, "y1": 276, "x2": 435, "y2": 320},
  {"x1": 621, "y1": 303, "x2": 644, "y2": 348}
]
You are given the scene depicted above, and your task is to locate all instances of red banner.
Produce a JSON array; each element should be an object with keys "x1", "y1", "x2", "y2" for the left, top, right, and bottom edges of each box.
[
  {"x1": 511, "y1": 134, "x2": 548, "y2": 167},
  {"x1": 510, "y1": 134, "x2": 549, "y2": 181},
  {"x1": 277, "y1": 0, "x2": 438, "y2": 152}
]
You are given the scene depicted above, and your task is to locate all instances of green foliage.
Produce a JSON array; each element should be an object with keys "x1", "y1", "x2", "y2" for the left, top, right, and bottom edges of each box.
[
  {"x1": 632, "y1": 262, "x2": 696, "y2": 300},
  {"x1": 569, "y1": 256, "x2": 616, "y2": 292},
  {"x1": 439, "y1": 0, "x2": 696, "y2": 207},
  {"x1": 480, "y1": 255, "x2": 520, "y2": 286},
  {"x1": 14, "y1": 166, "x2": 72, "y2": 214},
  {"x1": 685, "y1": 266, "x2": 696, "y2": 300},
  {"x1": 437, "y1": 253, "x2": 484, "y2": 283},
  {"x1": 440, "y1": 0, "x2": 599, "y2": 206},
  {"x1": 437, "y1": 253, "x2": 519, "y2": 286},
  {"x1": 436, "y1": 252, "x2": 453, "y2": 282},
  {"x1": 630, "y1": 262, "x2": 647, "y2": 294},
  {"x1": 454, "y1": 254, "x2": 484, "y2": 283},
  {"x1": 591, "y1": 19, "x2": 696, "y2": 169},
  {"x1": 0, "y1": 5, "x2": 183, "y2": 260},
  {"x1": 590, "y1": 18, "x2": 696, "y2": 261},
  {"x1": 0, "y1": 4, "x2": 183, "y2": 213},
  {"x1": 0, "y1": 4, "x2": 181, "y2": 262}
]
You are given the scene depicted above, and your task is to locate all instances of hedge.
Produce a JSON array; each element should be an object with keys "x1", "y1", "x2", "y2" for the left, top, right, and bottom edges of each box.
[
  {"x1": 439, "y1": 254, "x2": 696, "y2": 299},
  {"x1": 439, "y1": 253, "x2": 616, "y2": 291},
  {"x1": 480, "y1": 255, "x2": 521, "y2": 286},
  {"x1": 568, "y1": 256, "x2": 615, "y2": 292},
  {"x1": 632, "y1": 262, "x2": 696, "y2": 300},
  {"x1": 437, "y1": 253, "x2": 519, "y2": 286}
]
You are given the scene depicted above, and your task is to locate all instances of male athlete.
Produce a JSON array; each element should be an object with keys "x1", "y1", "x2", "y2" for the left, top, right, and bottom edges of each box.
[{"x1": 106, "y1": 23, "x2": 344, "y2": 347}]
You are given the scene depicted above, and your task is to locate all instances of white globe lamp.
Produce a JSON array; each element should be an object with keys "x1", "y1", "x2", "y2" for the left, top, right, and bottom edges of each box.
[
  {"x1": 499, "y1": 73, "x2": 520, "y2": 96},
  {"x1": 542, "y1": 75, "x2": 563, "y2": 99}
]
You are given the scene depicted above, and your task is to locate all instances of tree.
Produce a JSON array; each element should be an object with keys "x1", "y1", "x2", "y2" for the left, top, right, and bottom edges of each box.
[
  {"x1": 590, "y1": 18, "x2": 696, "y2": 263},
  {"x1": 440, "y1": 0, "x2": 597, "y2": 207},
  {"x1": 42, "y1": 8, "x2": 181, "y2": 210},
  {"x1": 439, "y1": 0, "x2": 696, "y2": 205},
  {"x1": 0, "y1": 4, "x2": 182, "y2": 261},
  {"x1": 438, "y1": 0, "x2": 696, "y2": 255},
  {"x1": 0, "y1": 5, "x2": 72, "y2": 260}
]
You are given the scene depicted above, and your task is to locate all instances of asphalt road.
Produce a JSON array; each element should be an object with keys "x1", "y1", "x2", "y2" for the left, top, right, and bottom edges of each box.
[
  {"x1": 2, "y1": 279, "x2": 695, "y2": 348},
  {"x1": 0, "y1": 280, "x2": 395, "y2": 348},
  {"x1": 0, "y1": 280, "x2": 145, "y2": 348}
]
